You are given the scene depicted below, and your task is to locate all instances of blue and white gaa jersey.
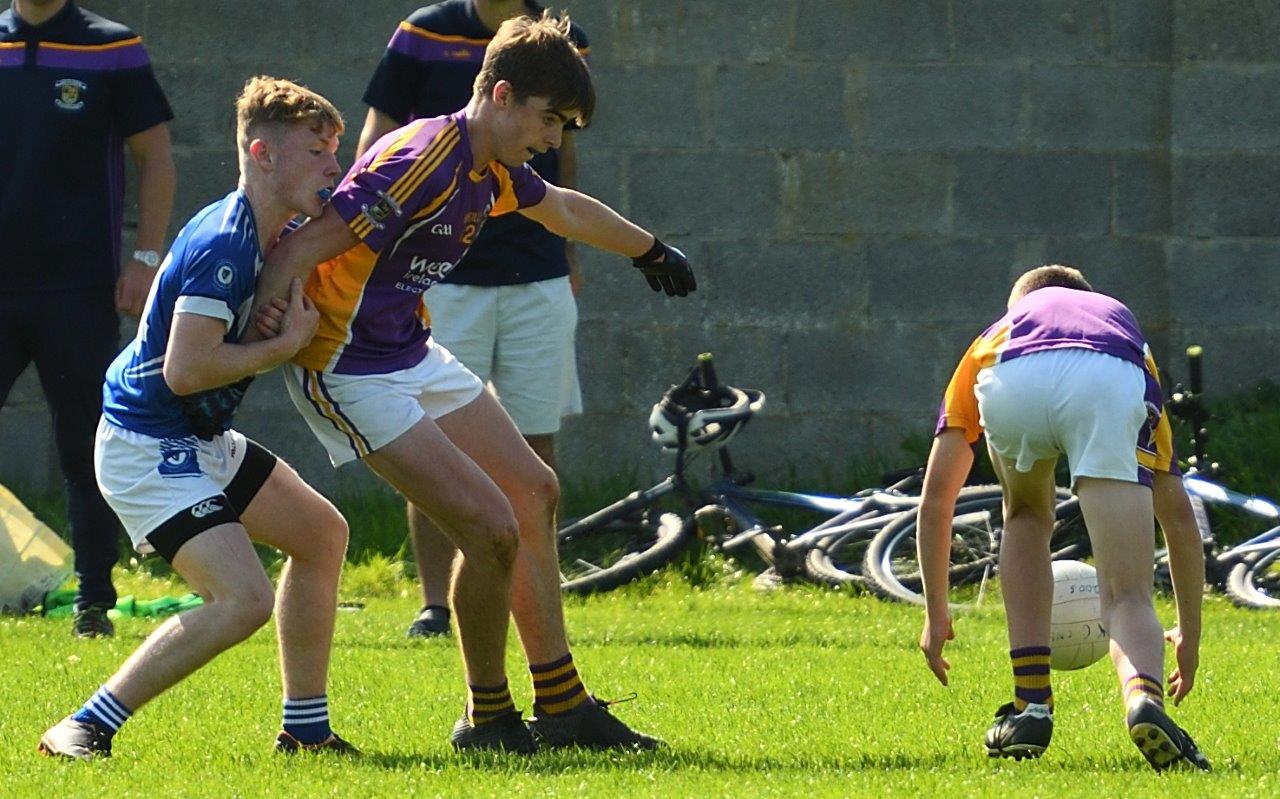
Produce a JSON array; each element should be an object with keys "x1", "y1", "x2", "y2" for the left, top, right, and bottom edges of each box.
[{"x1": 102, "y1": 190, "x2": 261, "y2": 438}]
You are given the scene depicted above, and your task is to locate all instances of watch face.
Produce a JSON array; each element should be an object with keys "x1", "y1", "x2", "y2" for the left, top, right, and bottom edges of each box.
[{"x1": 133, "y1": 250, "x2": 161, "y2": 267}]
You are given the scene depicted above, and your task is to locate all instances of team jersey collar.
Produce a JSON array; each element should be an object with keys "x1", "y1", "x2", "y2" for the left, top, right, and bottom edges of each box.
[
  {"x1": 9, "y1": 0, "x2": 77, "y2": 34},
  {"x1": 231, "y1": 188, "x2": 264, "y2": 256},
  {"x1": 452, "y1": 110, "x2": 490, "y2": 182}
]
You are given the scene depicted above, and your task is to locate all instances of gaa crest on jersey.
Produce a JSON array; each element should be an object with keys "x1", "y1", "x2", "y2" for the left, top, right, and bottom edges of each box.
[
  {"x1": 360, "y1": 191, "x2": 403, "y2": 230},
  {"x1": 157, "y1": 441, "x2": 201, "y2": 477},
  {"x1": 54, "y1": 78, "x2": 87, "y2": 110}
]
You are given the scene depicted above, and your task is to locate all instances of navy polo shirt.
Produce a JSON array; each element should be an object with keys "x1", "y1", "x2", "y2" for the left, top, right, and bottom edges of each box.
[
  {"x1": 362, "y1": 0, "x2": 589, "y2": 287},
  {"x1": 0, "y1": 1, "x2": 173, "y2": 292}
]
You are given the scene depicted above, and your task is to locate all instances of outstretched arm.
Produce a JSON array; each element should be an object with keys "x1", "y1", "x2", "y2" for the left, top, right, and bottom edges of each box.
[
  {"x1": 519, "y1": 183, "x2": 651, "y2": 256},
  {"x1": 917, "y1": 429, "x2": 976, "y2": 686},
  {"x1": 520, "y1": 185, "x2": 696, "y2": 296},
  {"x1": 242, "y1": 208, "x2": 359, "y2": 344}
]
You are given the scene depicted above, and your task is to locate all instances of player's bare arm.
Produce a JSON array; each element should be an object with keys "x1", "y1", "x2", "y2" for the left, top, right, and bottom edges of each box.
[
  {"x1": 916, "y1": 428, "x2": 975, "y2": 686},
  {"x1": 520, "y1": 184, "x2": 696, "y2": 296},
  {"x1": 164, "y1": 278, "x2": 317, "y2": 395},
  {"x1": 1152, "y1": 470, "x2": 1205, "y2": 704},
  {"x1": 242, "y1": 210, "x2": 358, "y2": 345},
  {"x1": 118, "y1": 123, "x2": 176, "y2": 317}
]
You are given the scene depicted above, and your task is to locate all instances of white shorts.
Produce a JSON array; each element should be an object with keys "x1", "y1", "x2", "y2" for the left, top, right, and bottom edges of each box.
[
  {"x1": 975, "y1": 348, "x2": 1148, "y2": 486},
  {"x1": 94, "y1": 418, "x2": 277, "y2": 559},
  {"x1": 425, "y1": 276, "x2": 582, "y2": 436},
  {"x1": 284, "y1": 340, "x2": 485, "y2": 467}
]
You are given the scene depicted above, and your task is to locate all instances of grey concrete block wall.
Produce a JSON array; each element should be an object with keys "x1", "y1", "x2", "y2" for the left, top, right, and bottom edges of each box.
[{"x1": 5, "y1": 0, "x2": 1280, "y2": 503}]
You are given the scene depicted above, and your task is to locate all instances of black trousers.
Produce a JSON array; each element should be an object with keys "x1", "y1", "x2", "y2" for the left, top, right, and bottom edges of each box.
[{"x1": 0, "y1": 287, "x2": 122, "y2": 610}]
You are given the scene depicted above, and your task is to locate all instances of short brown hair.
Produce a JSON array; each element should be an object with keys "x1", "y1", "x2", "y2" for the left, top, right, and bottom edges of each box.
[
  {"x1": 1009, "y1": 264, "x2": 1093, "y2": 304},
  {"x1": 473, "y1": 11, "x2": 595, "y2": 127},
  {"x1": 235, "y1": 75, "x2": 344, "y2": 152}
]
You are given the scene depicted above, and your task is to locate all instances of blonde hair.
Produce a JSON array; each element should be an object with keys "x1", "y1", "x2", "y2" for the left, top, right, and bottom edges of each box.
[
  {"x1": 235, "y1": 75, "x2": 344, "y2": 154},
  {"x1": 1009, "y1": 264, "x2": 1093, "y2": 305},
  {"x1": 474, "y1": 11, "x2": 594, "y2": 127}
]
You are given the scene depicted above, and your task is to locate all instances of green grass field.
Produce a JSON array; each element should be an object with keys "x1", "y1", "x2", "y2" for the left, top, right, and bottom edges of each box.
[{"x1": 2, "y1": 567, "x2": 1277, "y2": 798}]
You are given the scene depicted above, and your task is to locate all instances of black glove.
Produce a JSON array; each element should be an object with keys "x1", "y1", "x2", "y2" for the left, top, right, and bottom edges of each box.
[
  {"x1": 632, "y1": 237, "x2": 697, "y2": 297},
  {"x1": 179, "y1": 375, "x2": 256, "y2": 440}
]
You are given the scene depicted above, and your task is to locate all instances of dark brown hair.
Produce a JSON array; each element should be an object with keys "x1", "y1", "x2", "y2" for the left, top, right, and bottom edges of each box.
[{"x1": 473, "y1": 11, "x2": 595, "y2": 127}]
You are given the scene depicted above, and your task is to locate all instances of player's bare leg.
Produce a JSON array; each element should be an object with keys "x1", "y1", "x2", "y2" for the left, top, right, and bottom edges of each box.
[
  {"x1": 433, "y1": 393, "x2": 566, "y2": 663},
  {"x1": 241, "y1": 460, "x2": 349, "y2": 700},
  {"x1": 988, "y1": 453, "x2": 1058, "y2": 651},
  {"x1": 1073, "y1": 477, "x2": 1162, "y2": 685},
  {"x1": 107, "y1": 524, "x2": 275, "y2": 711},
  {"x1": 364, "y1": 414, "x2": 519, "y2": 688},
  {"x1": 407, "y1": 505, "x2": 457, "y2": 612},
  {"x1": 404, "y1": 431, "x2": 557, "y2": 637}
]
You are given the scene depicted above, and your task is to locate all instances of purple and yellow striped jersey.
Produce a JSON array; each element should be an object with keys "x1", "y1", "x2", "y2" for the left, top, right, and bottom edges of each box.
[
  {"x1": 294, "y1": 111, "x2": 547, "y2": 375},
  {"x1": 937, "y1": 287, "x2": 1178, "y2": 477}
]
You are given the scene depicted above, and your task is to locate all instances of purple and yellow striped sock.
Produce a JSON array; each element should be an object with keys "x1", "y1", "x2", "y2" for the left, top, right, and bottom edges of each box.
[
  {"x1": 530, "y1": 653, "x2": 590, "y2": 716},
  {"x1": 468, "y1": 680, "x2": 515, "y2": 725},
  {"x1": 1011, "y1": 646, "x2": 1053, "y2": 712},
  {"x1": 1123, "y1": 673, "x2": 1164, "y2": 708}
]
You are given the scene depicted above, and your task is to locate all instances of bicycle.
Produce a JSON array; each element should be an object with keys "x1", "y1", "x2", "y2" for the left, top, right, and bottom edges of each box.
[
  {"x1": 1158, "y1": 346, "x2": 1280, "y2": 609},
  {"x1": 556, "y1": 354, "x2": 1010, "y2": 595}
]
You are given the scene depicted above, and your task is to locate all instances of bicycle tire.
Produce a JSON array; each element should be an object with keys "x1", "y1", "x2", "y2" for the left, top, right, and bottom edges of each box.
[
  {"x1": 1225, "y1": 548, "x2": 1280, "y2": 609},
  {"x1": 558, "y1": 512, "x2": 694, "y2": 595},
  {"x1": 862, "y1": 488, "x2": 1083, "y2": 606},
  {"x1": 804, "y1": 485, "x2": 1006, "y2": 594},
  {"x1": 803, "y1": 528, "x2": 874, "y2": 590}
]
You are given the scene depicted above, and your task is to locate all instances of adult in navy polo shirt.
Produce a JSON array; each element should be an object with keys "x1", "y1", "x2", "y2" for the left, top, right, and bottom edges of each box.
[
  {"x1": 0, "y1": 0, "x2": 175, "y2": 637},
  {"x1": 356, "y1": 0, "x2": 588, "y2": 639}
]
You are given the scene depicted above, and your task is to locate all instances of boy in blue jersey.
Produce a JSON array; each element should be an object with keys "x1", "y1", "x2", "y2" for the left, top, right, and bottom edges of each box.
[
  {"x1": 917, "y1": 265, "x2": 1208, "y2": 772},
  {"x1": 39, "y1": 77, "x2": 355, "y2": 760}
]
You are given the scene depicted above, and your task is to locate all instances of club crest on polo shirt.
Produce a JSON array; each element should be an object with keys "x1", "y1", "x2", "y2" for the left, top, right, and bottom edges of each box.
[
  {"x1": 157, "y1": 441, "x2": 201, "y2": 477},
  {"x1": 54, "y1": 78, "x2": 87, "y2": 110}
]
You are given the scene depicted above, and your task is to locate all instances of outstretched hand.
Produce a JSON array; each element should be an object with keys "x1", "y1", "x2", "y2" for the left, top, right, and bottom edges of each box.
[
  {"x1": 632, "y1": 238, "x2": 696, "y2": 297},
  {"x1": 920, "y1": 614, "x2": 955, "y2": 686}
]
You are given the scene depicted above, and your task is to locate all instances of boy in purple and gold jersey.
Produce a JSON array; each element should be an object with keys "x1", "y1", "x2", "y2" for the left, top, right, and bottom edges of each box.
[
  {"x1": 249, "y1": 13, "x2": 689, "y2": 753},
  {"x1": 916, "y1": 265, "x2": 1209, "y2": 771}
]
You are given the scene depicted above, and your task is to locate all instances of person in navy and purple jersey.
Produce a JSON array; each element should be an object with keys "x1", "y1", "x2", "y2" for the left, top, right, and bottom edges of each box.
[
  {"x1": 250, "y1": 13, "x2": 692, "y2": 754},
  {"x1": 0, "y1": 0, "x2": 175, "y2": 638},
  {"x1": 916, "y1": 265, "x2": 1210, "y2": 771},
  {"x1": 358, "y1": 1, "x2": 591, "y2": 639},
  {"x1": 39, "y1": 77, "x2": 356, "y2": 761}
]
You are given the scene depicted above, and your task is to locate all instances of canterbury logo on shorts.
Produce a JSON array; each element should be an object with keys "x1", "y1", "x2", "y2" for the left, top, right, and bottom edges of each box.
[{"x1": 190, "y1": 499, "x2": 223, "y2": 519}]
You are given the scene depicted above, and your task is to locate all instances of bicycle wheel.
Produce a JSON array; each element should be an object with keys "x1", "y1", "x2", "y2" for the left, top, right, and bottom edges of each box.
[
  {"x1": 862, "y1": 488, "x2": 1082, "y2": 606},
  {"x1": 558, "y1": 510, "x2": 695, "y2": 595},
  {"x1": 1225, "y1": 548, "x2": 1280, "y2": 609},
  {"x1": 803, "y1": 527, "x2": 876, "y2": 590},
  {"x1": 863, "y1": 496, "x2": 1005, "y2": 606}
]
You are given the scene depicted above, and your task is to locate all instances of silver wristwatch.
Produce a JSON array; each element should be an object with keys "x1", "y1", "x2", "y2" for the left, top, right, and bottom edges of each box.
[{"x1": 132, "y1": 249, "x2": 161, "y2": 268}]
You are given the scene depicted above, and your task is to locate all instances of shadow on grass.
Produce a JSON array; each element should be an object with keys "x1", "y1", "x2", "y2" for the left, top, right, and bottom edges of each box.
[{"x1": 354, "y1": 746, "x2": 961, "y2": 774}]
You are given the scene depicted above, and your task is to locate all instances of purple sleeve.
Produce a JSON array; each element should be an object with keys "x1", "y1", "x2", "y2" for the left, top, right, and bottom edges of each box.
[{"x1": 328, "y1": 146, "x2": 453, "y2": 253}]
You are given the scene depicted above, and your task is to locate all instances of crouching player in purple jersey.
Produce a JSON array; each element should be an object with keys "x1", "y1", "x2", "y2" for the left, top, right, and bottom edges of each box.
[
  {"x1": 38, "y1": 77, "x2": 356, "y2": 759},
  {"x1": 247, "y1": 13, "x2": 689, "y2": 753},
  {"x1": 916, "y1": 265, "x2": 1210, "y2": 771}
]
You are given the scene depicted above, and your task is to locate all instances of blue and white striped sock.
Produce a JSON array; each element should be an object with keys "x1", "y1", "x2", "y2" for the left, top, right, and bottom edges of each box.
[
  {"x1": 282, "y1": 695, "x2": 332, "y2": 745},
  {"x1": 72, "y1": 686, "x2": 132, "y2": 734}
]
